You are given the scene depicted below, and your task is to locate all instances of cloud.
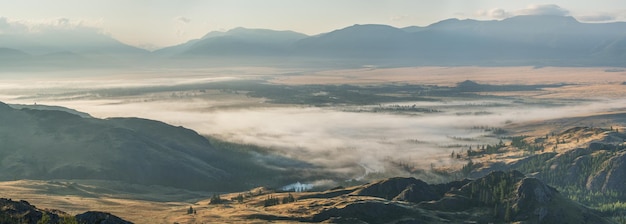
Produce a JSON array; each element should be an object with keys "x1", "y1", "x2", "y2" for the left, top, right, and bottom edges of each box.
[
  {"x1": 175, "y1": 16, "x2": 191, "y2": 24},
  {"x1": 476, "y1": 4, "x2": 570, "y2": 20},
  {"x1": 56, "y1": 18, "x2": 70, "y2": 26},
  {"x1": 516, "y1": 4, "x2": 569, "y2": 17},
  {"x1": 390, "y1": 15, "x2": 410, "y2": 22},
  {"x1": 489, "y1": 8, "x2": 512, "y2": 19},
  {"x1": 476, "y1": 8, "x2": 512, "y2": 19},
  {"x1": 578, "y1": 14, "x2": 616, "y2": 22},
  {"x1": 0, "y1": 17, "x2": 29, "y2": 34},
  {"x1": 0, "y1": 16, "x2": 103, "y2": 34},
  {"x1": 174, "y1": 16, "x2": 191, "y2": 38}
]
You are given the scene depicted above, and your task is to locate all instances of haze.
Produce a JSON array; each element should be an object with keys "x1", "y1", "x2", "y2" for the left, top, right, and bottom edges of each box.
[
  {"x1": 2, "y1": 66, "x2": 624, "y2": 181},
  {"x1": 2, "y1": 1, "x2": 625, "y2": 48}
]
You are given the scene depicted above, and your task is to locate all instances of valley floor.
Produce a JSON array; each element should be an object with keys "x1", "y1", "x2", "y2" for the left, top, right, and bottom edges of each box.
[{"x1": 1, "y1": 66, "x2": 625, "y2": 223}]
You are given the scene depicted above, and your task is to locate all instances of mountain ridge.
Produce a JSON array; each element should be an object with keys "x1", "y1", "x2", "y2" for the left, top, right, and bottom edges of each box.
[{"x1": 3, "y1": 15, "x2": 626, "y2": 69}]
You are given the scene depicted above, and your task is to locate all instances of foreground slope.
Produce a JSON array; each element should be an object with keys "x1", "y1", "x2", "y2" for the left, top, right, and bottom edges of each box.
[
  {"x1": 0, "y1": 198, "x2": 131, "y2": 224},
  {"x1": 178, "y1": 171, "x2": 611, "y2": 224}
]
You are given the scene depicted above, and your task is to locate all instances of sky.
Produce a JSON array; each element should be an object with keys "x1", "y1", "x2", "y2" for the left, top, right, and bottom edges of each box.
[{"x1": 1, "y1": 1, "x2": 625, "y2": 49}]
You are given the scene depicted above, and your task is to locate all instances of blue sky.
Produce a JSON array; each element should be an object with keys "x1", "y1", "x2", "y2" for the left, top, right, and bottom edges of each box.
[{"x1": 1, "y1": 1, "x2": 625, "y2": 49}]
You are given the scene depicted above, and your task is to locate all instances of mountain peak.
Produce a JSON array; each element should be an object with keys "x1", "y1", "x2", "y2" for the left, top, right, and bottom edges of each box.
[
  {"x1": 201, "y1": 27, "x2": 307, "y2": 40},
  {"x1": 340, "y1": 24, "x2": 404, "y2": 32}
]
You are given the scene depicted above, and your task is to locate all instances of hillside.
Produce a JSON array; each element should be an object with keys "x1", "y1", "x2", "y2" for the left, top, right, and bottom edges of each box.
[
  {"x1": 450, "y1": 120, "x2": 626, "y2": 222},
  {"x1": 169, "y1": 171, "x2": 611, "y2": 223},
  {"x1": 470, "y1": 126, "x2": 626, "y2": 194},
  {"x1": 0, "y1": 101, "x2": 312, "y2": 191}
]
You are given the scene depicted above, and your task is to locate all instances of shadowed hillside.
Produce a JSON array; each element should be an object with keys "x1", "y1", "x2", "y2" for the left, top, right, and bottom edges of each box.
[{"x1": 0, "y1": 101, "x2": 314, "y2": 191}]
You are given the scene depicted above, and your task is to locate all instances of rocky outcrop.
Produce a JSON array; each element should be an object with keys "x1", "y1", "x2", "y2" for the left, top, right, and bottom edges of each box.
[
  {"x1": 75, "y1": 211, "x2": 133, "y2": 224},
  {"x1": 311, "y1": 200, "x2": 445, "y2": 223},
  {"x1": 392, "y1": 182, "x2": 439, "y2": 203},
  {"x1": 352, "y1": 177, "x2": 433, "y2": 200},
  {"x1": 0, "y1": 198, "x2": 132, "y2": 224},
  {"x1": 0, "y1": 198, "x2": 60, "y2": 224},
  {"x1": 513, "y1": 178, "x2": 557, "y2": 222}
]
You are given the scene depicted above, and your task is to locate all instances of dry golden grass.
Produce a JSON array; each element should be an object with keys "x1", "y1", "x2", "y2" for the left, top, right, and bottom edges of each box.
[
  {"x1": 272, "y1": 66, "x2": 626, "y2": 86},
  {"x1": 271, "y1": 66, "x2": 626, "y2": 102},
  {"x1": 0, "y1": 180, "x2": 200, "y2": 224},
  {"x1": 0, "y1": 179, "x2": 381, "y2": 224},
  {"x1": 471, "y1": 118, "x2": 626, "y2": 170}
]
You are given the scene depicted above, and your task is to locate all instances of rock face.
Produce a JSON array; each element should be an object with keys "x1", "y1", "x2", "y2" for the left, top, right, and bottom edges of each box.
[
  {"x1": 311, "y1": 201, "x2": 423, "y2": 223},
  {"x1": 75, "y1": 211, "x2": 133, "y2": 224},
  {"x1": 352, "y1": 177, "x2": 437, "y2": 202},
  {"x1": 0, "y1": 198, "x2": 132, "y2": 224},
  {"x1": 0, "y1": 198, "x2": 60, "y2": 224},
  {"x1": 351, "y1": 177, "x2": 471, "y2": 204},
  {"x1": 513, "y1": 178, "x2": 557, "y2": 222}
]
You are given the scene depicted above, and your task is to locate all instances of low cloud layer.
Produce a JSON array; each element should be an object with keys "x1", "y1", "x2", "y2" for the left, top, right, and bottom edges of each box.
[
  {"x1": 578, "y1": 14, "x2": 617, "y2": 22},
  {"x1": 0, "y1": 17, "x2": 29, "y2": 34},
  {"x1": 477, "y1": 4, "x2": 570, "y2": 20},
  {"x1": 0, "y1": 16, "x2": 103, "y2": 34},
  {"x1": 476, "y1": 4, "x2": 624, "y2": 23},
  {"x1": 2, "y1": 75, "x2": 624, "y2": 182},
  {"x1": 517, "y1": 4, "x2": 569, "y2": 17}
]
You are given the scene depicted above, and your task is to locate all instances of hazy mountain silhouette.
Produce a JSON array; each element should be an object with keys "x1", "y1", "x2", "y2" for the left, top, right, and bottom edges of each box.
[
  {"x1": 289, "y1": 15, "x2": 626, "y2": 66},
  {"x1": 3, "y1": 15, "x2": 626, "y2": 69},
  {"x1": 0, "y1": 47, "x2": 30, "y2": 59},
  {"x1": 0, "y1": 30, "x2": 147, "y2": 56},
  {"x1": 0, "y1": 47, "x2": 32, "y2": 68},
  {"x1": 401, "y1": 26, "x2": 425, "y2": 33},
  {"x1": 0, "y1": 27, "x2": 149, "y2": 70},
  {"x1": 292, "y1": 24, "x2": 412, "y2": 59},
  {"x1": 156, "y1": 27, "x2": 308, "y2": 57},
  {"x1": 159, "y1": 15, "x2": 626, "y2": 67}
]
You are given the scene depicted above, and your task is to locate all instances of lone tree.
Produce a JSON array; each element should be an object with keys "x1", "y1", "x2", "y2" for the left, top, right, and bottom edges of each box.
[
  {"x1": 232, "y1": 194, "x2": 244, "y2": 203},
  {"x1": 461, "y1": 160, "x2": 474, "y2": 177},
  {"x1": 187, "y1": 206, "x2": 194, "y2": 214},
  {"x1": 210, "y1": 194, "x2": 223, "y2": 204},
  {"x1": 282, "y1": 193, "x2": 296, "y2": 204}
]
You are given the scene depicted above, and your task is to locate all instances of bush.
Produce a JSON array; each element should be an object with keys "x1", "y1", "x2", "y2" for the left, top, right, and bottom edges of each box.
[{"x1": 210, "y1": 194, "x2": 223, "y2": 204}]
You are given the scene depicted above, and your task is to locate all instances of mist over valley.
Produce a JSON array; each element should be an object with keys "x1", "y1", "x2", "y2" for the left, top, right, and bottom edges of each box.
[{"x1": 1, "y1": 4, "x2": 626, "y2": 223}]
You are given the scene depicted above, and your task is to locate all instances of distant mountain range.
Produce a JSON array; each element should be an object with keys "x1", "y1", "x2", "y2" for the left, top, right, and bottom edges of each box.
[{"x1": 2, "y1": 15, "x2": 626, "y2": 69}]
